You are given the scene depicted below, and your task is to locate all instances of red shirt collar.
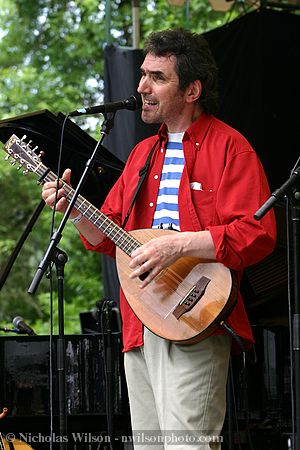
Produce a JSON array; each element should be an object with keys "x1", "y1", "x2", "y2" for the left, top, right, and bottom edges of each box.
[{"x1": 157, "y1": 113, "x2": 214, "y2": 148}]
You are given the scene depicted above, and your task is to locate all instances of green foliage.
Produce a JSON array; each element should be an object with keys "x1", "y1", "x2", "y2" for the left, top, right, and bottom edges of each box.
[
  {"x1": 0, "y1": 0, "x2": 107, "y2": 118},
  {"x1": 0, "y1": 162, "x2": 103, "y2": 334}
]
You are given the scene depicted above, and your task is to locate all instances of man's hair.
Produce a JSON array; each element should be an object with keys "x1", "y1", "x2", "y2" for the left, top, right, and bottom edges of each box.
[{"x1": 144, "y1": 28, "x2": 219, "y2": 115}]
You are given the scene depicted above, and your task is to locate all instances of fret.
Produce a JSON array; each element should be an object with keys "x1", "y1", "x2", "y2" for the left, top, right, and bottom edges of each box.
[
  {"x1": 102, "y1": 222, "x2": 118, "y2": 237},
  {"x1": 83, "y1": 203, "x2": 93, "y2": 216},
  {"x1": 114, "y1": 230, "x2": 126, "y2": 245},
  {"x1": 120, "y1": 234, "x2": 139, "y2": 255},
  {"x1": 89, "y1": 208, "x2": 99, "y2": 221},
  {"x1": 32, "y1": 161, "x2": 45, "y2": 174},
  {"x1": 64, "y1": 189, "x2": 73, "y2": 201},
  {"x1": 76, "y1": 196, "x2": 89, "y2": 212},
  {"x1": 36, "y1": 166, "x2": 47, "y2": 179},
  {"x1": 92, "y1": 214, "x2": 101, "y2": 224},
  {"x1": 92, "y1": 212, "x2": 103, "y2": 225}
]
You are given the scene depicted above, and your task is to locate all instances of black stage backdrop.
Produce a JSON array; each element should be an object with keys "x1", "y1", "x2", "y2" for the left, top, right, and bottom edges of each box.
[{"x1": 101, "y1": 9, "x2": 300, "y2": 310}]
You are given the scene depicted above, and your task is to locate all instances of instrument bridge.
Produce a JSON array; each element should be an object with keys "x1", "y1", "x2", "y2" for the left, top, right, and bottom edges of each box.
[{"x1": 172, "y1": 276, "x2": 211, "y2": 320}]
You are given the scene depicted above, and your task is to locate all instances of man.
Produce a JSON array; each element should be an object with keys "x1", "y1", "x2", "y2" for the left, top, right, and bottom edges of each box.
[{"x1": 42, "y1": 29, "x2": 276, "y2": 449}]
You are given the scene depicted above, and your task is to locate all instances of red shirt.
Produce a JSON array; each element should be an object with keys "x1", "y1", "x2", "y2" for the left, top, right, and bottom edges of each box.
[{"x1": 81, "y1": 114, "x2": 277, "y2": 352}]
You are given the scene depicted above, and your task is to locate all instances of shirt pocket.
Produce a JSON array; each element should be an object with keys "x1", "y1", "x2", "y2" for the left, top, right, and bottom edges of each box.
[{"x1": 191, "y1": 189, "x2": 216, "y2": 227}]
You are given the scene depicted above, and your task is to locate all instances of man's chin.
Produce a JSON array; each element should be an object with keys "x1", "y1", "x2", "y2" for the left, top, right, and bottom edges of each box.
[{"x1": 141, "y1": 111, "x2": 160, "y2": 124}]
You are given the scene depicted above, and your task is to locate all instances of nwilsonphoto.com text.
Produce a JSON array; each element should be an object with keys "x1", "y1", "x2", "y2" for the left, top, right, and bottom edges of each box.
[{"x1": 6, "y1": 431, "x2": 223, "y2": 445}]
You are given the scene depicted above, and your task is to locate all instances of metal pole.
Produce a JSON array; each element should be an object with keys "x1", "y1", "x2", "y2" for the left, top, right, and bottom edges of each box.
[
  {"x1": 106, "y1": 0, "x2": 112, "y2": 45},
  {"x1": 292, "y1": 205, "x2": 300, "y2": 450},
  {"x1": 132, "y1": 0, "x2": 140, "y2": 48},
  {"x1": 186, "y1": 0, "x2": 190, "y2": 30}
]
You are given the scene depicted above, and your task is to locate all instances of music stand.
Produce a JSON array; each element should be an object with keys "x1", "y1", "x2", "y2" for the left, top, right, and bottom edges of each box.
[
  {"x1": 0, "y1": 109, "x2": 124, "y2": 204},
  {"x1": 0, "y1": 109, "x2": 124, "y2": 288}
]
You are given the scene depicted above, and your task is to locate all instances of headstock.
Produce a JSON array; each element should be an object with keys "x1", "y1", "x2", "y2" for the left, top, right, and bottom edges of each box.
[{"x1": 2, "y1": 134, "x2": 44, "y2": 176}]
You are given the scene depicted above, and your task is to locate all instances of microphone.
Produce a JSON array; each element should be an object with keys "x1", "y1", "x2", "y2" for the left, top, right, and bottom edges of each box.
[
  {"x1": 69, "y1": 94, "x2": 142, "y2": 117},
  {"x1": 12, "y1": 316, "x2": 37, "y2": 336}
]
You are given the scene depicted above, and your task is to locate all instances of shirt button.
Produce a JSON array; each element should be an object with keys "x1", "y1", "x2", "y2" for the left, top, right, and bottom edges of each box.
[
  {"x1": 160, "y1": 148, "x2": 164, "y2": 152},
  {"x1": 196, "y1": 142, "x2": 199, "y2": 146},
  {"x1": 154, "y1": 174, "x2": 159, "y2": 180},
  {"x1": 149, "y1": 202, "x2": 154, "y2": 207}
]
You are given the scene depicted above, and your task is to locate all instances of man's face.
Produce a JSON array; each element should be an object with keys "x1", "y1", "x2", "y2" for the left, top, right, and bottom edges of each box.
[{"x1": 137, "y1": 53, "x2": 188, "y2": 132}]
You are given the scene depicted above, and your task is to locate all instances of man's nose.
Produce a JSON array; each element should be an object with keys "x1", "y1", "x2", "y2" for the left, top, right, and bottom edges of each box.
[{"x1": 138, "y1": 76, "x2": 150, "y2": 94}]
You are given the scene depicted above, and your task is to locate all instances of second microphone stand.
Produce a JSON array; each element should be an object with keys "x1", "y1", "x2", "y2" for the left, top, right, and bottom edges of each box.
[
  {"x1": 96, "y1": 298, "x2": 120, "y2": 450},
  {"x1": 254, "y1": 163, "x2": 300, "y2": 450},
  {"x1": 28, "y1": 112, "x2": 116, "y2": 449}
]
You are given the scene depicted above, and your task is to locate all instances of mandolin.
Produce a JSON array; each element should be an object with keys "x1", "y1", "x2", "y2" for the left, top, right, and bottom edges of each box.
[{"x1": 2, "y1": 134, "x2": 237, "y2": 344}]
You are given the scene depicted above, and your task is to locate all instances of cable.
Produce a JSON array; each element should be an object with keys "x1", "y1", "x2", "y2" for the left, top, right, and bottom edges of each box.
[
  {"x1": 221, "y1": 321, "x2": 257, "y2": 365},
  {"x1": 228, "y1": 358, "x2": 242, "y2": 450},
  {"x1": 221, "y1": 321, "x2": 257, "y2": 450}
]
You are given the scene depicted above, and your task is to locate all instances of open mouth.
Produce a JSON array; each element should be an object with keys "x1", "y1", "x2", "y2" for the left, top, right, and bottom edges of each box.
[{"x1": 143, "y1": 98, "x2": 158, "y2": 108}]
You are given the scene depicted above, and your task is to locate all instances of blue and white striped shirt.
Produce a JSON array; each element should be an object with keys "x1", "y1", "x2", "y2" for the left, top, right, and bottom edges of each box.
[{"x1": 152, "y1": 132, "x2": 184, "y2": 231}]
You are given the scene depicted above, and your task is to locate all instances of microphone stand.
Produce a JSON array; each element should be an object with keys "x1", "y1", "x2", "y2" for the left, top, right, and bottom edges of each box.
[
  {"x1": 105, "y1": 302, "x2": 114, "y2": 449},
  {"x1": 27, "y1": 112, "x2": 116, "y2": 449},
  {"x1": 254, "y1": 162, "x2": 300, "y2": 450},
  {"x1": 97, "y1": 299, "x2": 116, "y2": 449}
]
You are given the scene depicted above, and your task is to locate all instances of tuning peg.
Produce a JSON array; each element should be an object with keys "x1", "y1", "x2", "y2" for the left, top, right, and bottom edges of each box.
[
  {"x1": 4, "y1": 154, "x2": 10, "y2": 161},
  {"x1": 22, "y1": 170, "x2": 29, "y2": 176},
  {"x1": 10, "y1": 160, "x2": 17, "y2": 166}
]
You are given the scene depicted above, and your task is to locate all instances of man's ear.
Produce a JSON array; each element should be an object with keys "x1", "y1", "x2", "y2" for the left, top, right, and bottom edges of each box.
[{"x1": 185, "y1": 80, "x2": 202, "y2": 103}]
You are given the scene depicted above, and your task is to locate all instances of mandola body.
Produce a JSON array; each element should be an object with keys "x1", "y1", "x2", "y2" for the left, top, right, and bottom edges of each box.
[{"x1": 116, "y1": 228, "x2": 237, "y2": 344}]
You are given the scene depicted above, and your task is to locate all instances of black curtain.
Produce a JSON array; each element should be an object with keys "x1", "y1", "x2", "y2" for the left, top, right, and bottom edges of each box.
[
  {"x1": 204, "y1": 9, "x2": 300, "y2": 191},
  {"x1": 103, "y1": 45, "x2": 159, "y2": 162}
]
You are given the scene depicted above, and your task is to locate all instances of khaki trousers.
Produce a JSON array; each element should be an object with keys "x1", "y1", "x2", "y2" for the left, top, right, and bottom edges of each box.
[{"x1": 124, "y1": 329, "x2": 231, "y2": 450}]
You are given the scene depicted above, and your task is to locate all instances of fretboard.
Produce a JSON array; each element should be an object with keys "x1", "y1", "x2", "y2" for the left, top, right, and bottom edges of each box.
[{"x1": 35, "y1": 164, "x2": 141, "y2": 256}]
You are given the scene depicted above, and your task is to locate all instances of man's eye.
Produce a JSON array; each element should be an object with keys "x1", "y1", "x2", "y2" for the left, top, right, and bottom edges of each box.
[{"x1": 153, "y1": 74, "x2": 164, "y2": 81}]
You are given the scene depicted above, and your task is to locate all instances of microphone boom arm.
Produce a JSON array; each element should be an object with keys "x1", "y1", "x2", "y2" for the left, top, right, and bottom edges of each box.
[{"x1": 254, "y1": 166, "x2": 300, "y2": 220}]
